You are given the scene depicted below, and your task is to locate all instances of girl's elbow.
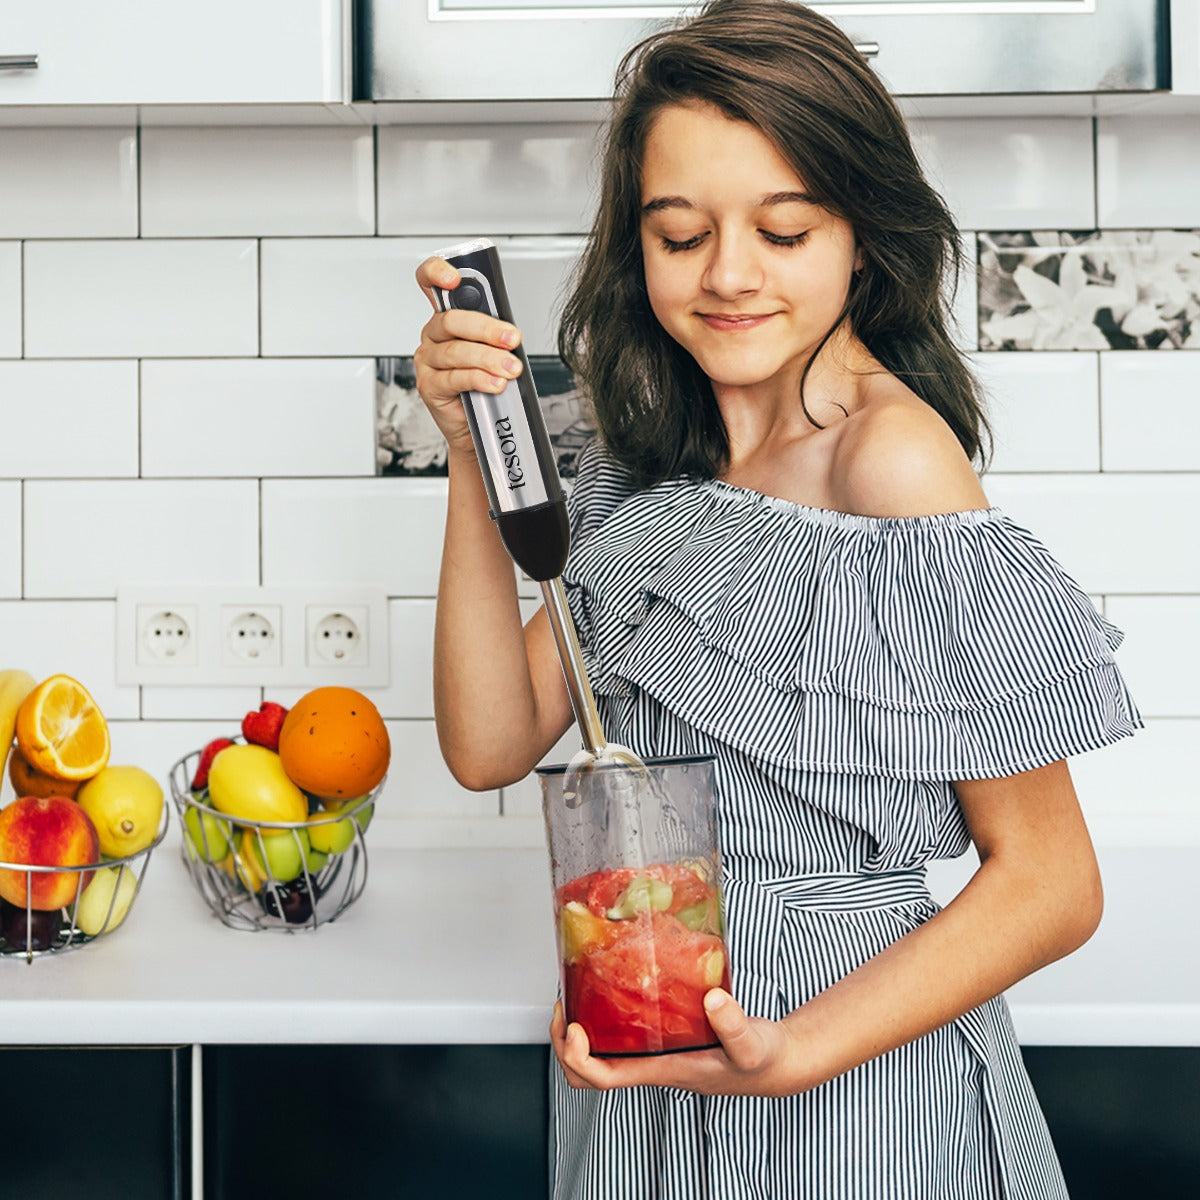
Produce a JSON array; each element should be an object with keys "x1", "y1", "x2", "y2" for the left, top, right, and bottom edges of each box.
[{"x1": 1062, "y1": 859, "x2": 1104, "y2": 954}]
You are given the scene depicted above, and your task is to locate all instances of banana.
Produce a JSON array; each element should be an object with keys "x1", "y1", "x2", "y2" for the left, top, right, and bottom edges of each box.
[{"x1": 0, "y1": 669, "x2": 37, "y2": 790}]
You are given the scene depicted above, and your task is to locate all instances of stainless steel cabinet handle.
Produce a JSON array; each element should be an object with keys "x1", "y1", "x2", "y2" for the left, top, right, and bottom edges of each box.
[
  {"x1": 854, "y1": 42, "x2": 880, "y2": 59},
  {"x1": 0, "y1": 55, "x2": 39, "y2": 71}
]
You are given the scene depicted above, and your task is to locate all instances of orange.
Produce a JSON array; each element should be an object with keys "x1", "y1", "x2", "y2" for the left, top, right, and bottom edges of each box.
[
  {"x1": 8, "y1": 745, "x2": 82, "y2": 800},
  {"x1": 15, "y1": 674, "x2": 110, "y2": 782},
  {"x1": 277, "y1": 686, "x2": 390, "y2": 800}
]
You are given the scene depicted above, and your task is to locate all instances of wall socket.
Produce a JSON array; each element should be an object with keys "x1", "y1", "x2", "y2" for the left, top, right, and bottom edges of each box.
[{"x1": 116, "y1": 587, "x2": 389, "y2": 688}]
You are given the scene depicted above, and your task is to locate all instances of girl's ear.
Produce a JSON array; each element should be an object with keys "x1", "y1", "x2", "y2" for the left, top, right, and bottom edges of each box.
[{"x1": 853, "y1": 246, "x2": 865, "y2": 273}]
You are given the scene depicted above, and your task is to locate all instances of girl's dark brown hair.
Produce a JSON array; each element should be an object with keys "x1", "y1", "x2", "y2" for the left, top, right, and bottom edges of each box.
[{"x1": 558, "y1": 0, "x2": 990, "y2": 486}]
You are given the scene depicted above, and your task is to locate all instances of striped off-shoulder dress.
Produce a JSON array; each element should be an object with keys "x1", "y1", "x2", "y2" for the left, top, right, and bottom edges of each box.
[{"x1": 550, "y1": 441, "x2": 1142, "y2": 1200}]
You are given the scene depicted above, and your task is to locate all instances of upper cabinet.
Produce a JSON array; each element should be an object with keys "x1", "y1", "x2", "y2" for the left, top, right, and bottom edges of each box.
[
  {"x1": 0, "y1": 0, "x2": 347, "y2": 106},
  {"x1": 354, "y1": 0, "x2": 1170, "y2": 103}
]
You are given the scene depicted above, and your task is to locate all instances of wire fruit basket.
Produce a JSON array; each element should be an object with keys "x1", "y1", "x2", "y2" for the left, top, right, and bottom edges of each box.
[
  {"x1": 168, "y1": 745, "x2": 377, "y2": 933},
  {"x1": 0, "y1": 805, "x2": 170, "y2": 963}
]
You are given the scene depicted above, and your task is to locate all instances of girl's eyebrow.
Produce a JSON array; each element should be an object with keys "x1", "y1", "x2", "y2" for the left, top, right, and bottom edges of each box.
[{"x1": 641, "y1": 190, "x2": 816, "y2": 214}]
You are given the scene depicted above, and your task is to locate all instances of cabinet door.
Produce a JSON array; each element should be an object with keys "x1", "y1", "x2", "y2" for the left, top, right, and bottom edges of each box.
[
  {"x1": 0, "y1": 1045, "x2": 190, "y2": 1200},
  {"x1": 355, "y1": 0, "x2": 1168, "y2": 101},
  {"x1": 0, "y1": 0, "x2": 345, "y2": 105},
  {"x1": 204, "y1": 1044, "x2": 550, "y2": 1199}
]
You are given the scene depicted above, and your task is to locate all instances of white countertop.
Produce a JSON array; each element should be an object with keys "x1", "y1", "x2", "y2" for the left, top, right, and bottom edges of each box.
[{"x1": 0, "y1": 839, "x2": 1195, "y2": 1047}]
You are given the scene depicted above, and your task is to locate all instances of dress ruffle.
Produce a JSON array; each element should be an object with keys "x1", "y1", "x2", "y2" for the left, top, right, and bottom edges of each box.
[{"x1": 563, "y1": 445, "x2": 1142, "y2": 781}]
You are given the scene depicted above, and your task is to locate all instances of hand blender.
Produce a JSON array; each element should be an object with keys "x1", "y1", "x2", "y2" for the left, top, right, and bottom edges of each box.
[{"x1": 431, "y1": 238, "x2": 645, "y2": 797}]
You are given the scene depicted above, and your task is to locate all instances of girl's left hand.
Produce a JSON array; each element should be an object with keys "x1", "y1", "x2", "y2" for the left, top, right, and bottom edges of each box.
[{"x1": 550, "y1": 990, "x2": 810, "y2": 1097}]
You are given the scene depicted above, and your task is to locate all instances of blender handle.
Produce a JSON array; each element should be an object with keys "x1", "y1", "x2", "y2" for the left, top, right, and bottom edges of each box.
[{"x1": 541, "y1": 577, "x2": 607, "y2": 757}]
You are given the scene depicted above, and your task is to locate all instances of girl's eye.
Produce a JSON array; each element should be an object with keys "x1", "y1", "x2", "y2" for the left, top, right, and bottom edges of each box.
[
  {"x1": 762, "y1": 230, "x2": 810, "y2": 248},
  {"x1": 659, "y1": 233, "x2": 707, "y2": 253}
]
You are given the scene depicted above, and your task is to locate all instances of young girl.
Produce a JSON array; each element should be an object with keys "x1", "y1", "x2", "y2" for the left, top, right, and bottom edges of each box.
[{"x1": 413, "y1": 2, "x2": 1141, "y2": 1196}]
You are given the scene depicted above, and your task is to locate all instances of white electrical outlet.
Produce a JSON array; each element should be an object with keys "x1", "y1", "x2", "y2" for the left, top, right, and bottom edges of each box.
[
  {"x1": 116, "y1": 588, "x2": 389, "y2": 687},
  {"x1": 135, "y1": 606, "x2": 199, "y2": 667},
  {"x1": 221, "y1": 605, "x2": 283, "y2": 669},
  {"x1": 306, "y1": 605, "x2": 369, "y2": 668}
]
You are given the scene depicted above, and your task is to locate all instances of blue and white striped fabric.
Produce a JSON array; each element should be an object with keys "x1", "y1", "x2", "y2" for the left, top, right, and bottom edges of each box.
[{"x1": 548, "y1": 442, "x2": 1142, "y2": 1200}]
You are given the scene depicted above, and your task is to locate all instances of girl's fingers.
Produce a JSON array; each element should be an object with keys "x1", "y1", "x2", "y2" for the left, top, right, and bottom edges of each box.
[
  {"x1": 704, "y1": 990, "x2": 770, "y2": 1072},
  {"x1": 425, "y1": 305, "x2": 522, "y2": 352},
  {"x1": 424, "y1": 335, "x2": 523, "y2": 380},
  {"x1": 414, "y1": 255, "x2": 460, "y2": 304}
]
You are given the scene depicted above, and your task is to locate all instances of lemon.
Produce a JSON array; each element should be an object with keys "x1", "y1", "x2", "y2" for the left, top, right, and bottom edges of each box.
[{"x1": 76, "y1": 765, "x2": 164, "y2": 858}]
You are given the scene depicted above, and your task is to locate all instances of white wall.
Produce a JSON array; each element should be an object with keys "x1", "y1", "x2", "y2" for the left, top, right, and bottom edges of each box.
[{"x1": 0, "y1": 114, "x2": 1195, "y2": 846}]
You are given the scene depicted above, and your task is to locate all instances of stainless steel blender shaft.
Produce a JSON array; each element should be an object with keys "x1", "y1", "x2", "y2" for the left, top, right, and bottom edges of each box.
[{"x1": 541, "y1": 577, "x2": 608, "y2": 757}]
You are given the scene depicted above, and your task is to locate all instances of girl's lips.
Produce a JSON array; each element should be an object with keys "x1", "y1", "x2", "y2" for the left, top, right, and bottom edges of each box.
[{"x1": 698, "y1": 312, "x2": 773, "y2": 331}]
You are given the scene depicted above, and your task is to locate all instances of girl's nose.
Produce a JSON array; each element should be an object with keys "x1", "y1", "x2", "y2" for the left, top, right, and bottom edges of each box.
[{"x1": 702, "y1": 232, "x2": 763, "y2": 298}]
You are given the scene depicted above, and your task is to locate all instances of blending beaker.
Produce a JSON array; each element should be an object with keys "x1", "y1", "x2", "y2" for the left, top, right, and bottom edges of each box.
[{"x1": 538, "y1": 754, "x2": 731, "y2": 1057}]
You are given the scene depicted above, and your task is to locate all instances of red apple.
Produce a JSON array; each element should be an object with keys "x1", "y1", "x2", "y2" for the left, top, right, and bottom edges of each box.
[{"x1": 0, "y1": 796, "x2": 100, "y2": 911}]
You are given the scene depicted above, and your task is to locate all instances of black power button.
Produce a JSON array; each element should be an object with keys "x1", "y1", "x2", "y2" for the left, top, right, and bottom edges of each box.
[{"x1": 453, "y1": 281, "x2": 487, "y2": 312}]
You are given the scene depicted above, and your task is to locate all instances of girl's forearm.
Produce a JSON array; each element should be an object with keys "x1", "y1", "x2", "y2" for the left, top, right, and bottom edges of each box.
[
  {"x1": 782, "y1": 847, "x2": 1102, "y2": 1093},
  {"x1": 432, "y1": 450, "x2": 550, "y2": 788}
]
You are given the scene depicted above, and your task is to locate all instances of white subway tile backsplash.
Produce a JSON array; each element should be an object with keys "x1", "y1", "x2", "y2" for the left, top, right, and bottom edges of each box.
[
  {"x1": 0, "y1": 600, "x2": 138, "y2": 719},
  {"x1": 141, "y1": 359, "x2": 377, "y2": 478},
  {"x1": 102, "y1": 719, "x2": 226, "y2": 806},
  {"x1": 0, "y1": 242, "x2": 19, "y2": 358},
  {"x1": 1101, "y1": 353, "x2": 1200, "y2": 472},
  {"x1": 382, "y1": 720, "x2": 500, "y2": 818},
  {"x1": 262, "y1": 478, "x2": 448, "y2": 595},
  {"x1": 261, "y1": 237, "x2": 443, "y2": 357},
  {"x1": 260, "y1": 235, "x2": 583, "y2": 357},
  {"x1": 950, "y1": 232, "x2": 978, "y2": 352},
  {"x1": 983, "y1": 474, "x2": 1200, "y2": 594},
  {"x1": 495, "y1": 236, "x2": 586, "y2": 355},
  {"x1": 0, "y1": 482, "x2": 21, "y2": 598},
  {"x1": 24, "y1": 239, "x2": 258, "y2": 358},
  {"x1": 0, "y1": 127, "x2": 137, "y2": 238},
  {"x1": 1104, "y1": 597, "x2": 1200, "y2": 718},
  {"x1": 0, "y1": 361, "x2": 138, "y2": 478},
  {"x1": 1070, "y1": 718, "x2": 1199, "y2": 831},
  {"x1": 1097, "y1": 116, "x2": 1200, "y2": 228},
  {"x1": 374, "y1": 599, "x2": 436, "y2": 719},
  {"x1": 141, "y1": 127, "x2": 374, "y2": 237},
  {"x1": 910, "y1": 117, "x2": 1094, "y2": 230},
  {"x1": 973, "y1": 352, "x2": 1099, "y2": 473},
  {"x1": 23, "y1": 480, "x2": 260, "y2": 598},
  {"x1": 377, "y1": 123, "x2": 601, "y2": 236},
  {"x1": 142, "y1": 685, "x2": 265, "y2": 721}
]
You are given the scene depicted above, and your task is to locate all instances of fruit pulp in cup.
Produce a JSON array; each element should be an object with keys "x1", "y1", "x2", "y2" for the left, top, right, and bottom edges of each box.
[{"x1": 555, "y1": 860, "x2": 730, "y2": 1056}]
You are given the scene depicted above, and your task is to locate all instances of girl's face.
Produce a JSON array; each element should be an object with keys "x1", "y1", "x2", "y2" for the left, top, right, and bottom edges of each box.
[{"x1": 639, "y1": 101, "x2": 862, "y2": 404}]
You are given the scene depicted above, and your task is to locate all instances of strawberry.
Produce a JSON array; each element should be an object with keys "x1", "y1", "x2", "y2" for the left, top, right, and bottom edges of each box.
[
  {"x1": 191, "y1": 737, "x2": 234, "y2": 791},
  {"x1": 242, "y1": 701, "x2": 289, "y2": 752}
]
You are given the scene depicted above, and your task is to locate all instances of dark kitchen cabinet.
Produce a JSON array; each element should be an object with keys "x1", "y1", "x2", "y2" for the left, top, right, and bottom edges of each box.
[
  {"x1": 202, "y1": 1044, "x2": 550, "y2": 1200},
  {"x1": 202, "y1": 1044, "x2": 1199, "y2": 1200},
  {"x1": 1023, "y1": 1046, "x2": 1200, "y2": 1200},
  {"x1": 0, "y1": 1046, "x2": 190, "y2": 1200}
]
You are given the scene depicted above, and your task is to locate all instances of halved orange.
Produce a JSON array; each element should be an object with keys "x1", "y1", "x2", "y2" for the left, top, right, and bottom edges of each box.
[{"x1": 15, "y1": 674, "x2": 110, "y2": 782}]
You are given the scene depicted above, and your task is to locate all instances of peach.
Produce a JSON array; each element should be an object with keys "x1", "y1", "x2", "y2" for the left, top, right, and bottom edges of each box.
[
  {"x1": 8, "y1": 746, "x2": 82, "y2": 801},
  {"x1": 0, "y1": 796, "x2": 100, "y2": 911}
]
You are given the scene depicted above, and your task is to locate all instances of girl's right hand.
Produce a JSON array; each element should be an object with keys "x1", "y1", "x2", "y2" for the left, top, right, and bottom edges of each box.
[{"x1": 413, "y1": 255, "x2": 526, "y2": 457}]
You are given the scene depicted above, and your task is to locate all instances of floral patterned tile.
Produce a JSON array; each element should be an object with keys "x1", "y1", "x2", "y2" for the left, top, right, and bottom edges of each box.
[
  {"x1": 978, "y1": 230, "x2": 1200, "y2": 351},
  {"x1": 374, "y1": 355, "x2": 596, "y2": 479}
]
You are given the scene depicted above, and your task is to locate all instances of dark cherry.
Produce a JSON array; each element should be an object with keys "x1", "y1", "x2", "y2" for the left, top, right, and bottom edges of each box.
[
  {"x1": 0, "y1": 900, "x2": 63, "y2": 951},
  {"x1": 260, "y1": 880, "x2": 314, "y2": 925}
]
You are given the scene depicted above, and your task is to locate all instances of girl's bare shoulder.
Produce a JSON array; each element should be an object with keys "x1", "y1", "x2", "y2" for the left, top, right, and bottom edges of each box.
[{"x1": 829, "y1": 386, "x2": 989, "y2": 519}]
